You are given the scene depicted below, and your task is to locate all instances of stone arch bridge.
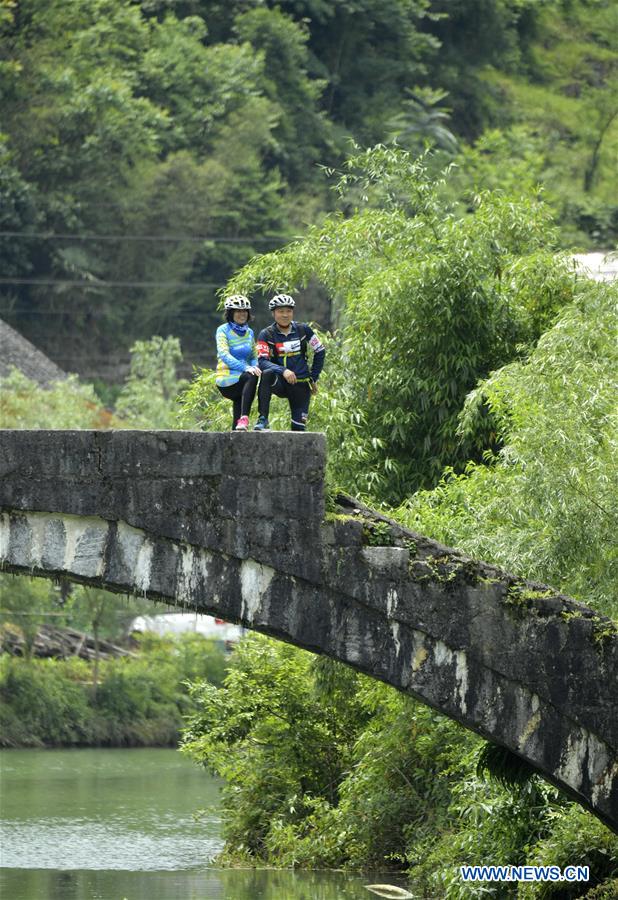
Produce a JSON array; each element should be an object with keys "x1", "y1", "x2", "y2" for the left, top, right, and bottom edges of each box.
[{"x1": 0, "y1": 430, "x2": 616, "y2": 831}]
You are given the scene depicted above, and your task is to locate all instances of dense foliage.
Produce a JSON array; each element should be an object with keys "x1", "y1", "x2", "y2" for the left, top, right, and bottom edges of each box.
[
  {"x1": 180, "y1": 149, "x2": 618, "y2": 894},
  {"x1": 0, "y1": 631, "x2": 227, "y2": 748},
  {"x1": 183, "y1": 637, "x2": 618, "y2": 896},
  {"x1": 226, "y1": 147, "x2": 577, "y2": 501},
  {"x1": 1, "y1": 0, "x2": 616, "y2": 381},
  {"x1": 1, "y1": 0, "x2": 617, "y2": 892},
  {"x1": 401, "y1": 278, "x2": 618, "y2": 618}
]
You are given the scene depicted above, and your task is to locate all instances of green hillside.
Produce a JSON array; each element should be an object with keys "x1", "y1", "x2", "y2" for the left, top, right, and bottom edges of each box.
[{"x1": 0, "y1": 0, "x2": 615, "y2": 382}]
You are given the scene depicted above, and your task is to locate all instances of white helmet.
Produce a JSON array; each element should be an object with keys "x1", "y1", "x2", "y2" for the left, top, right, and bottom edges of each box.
[
  {"x1": 224, "y1": 294, "x2": 251, "y2": 310},
  {"x1": 269, "y1": 293, "x2": 295, "y2": 309}
]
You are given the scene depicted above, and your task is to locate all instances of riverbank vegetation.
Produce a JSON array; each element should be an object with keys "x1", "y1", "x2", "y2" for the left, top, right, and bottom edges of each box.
[
  {"x1": 0, "y1": 627, "x2": 227, "y2": 748},
  {"x1": 182, "y1": 637, "x2": 618, "y2": 896},
  {"x1": 2, "y1": 154, "x2": 616, "y2": 900},
  {"x1": 179, "y1": 147, "x2": 618, "y2": 894},
  {"x1": 2, "y1": 148, "x2": 616, "y2": 894}
]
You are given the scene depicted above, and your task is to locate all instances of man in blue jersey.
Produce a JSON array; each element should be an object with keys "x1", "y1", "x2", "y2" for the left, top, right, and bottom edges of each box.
[{"x1": 254, "y1": 294, "x2": 325, "y2": 431}]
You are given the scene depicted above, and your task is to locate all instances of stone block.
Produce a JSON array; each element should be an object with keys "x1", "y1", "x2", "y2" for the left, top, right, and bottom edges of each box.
[{"x1": 361, "y1": 546, "x2": 410, "y2": 577}]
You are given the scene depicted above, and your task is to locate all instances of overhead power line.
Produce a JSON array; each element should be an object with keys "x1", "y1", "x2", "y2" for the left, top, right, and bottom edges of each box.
[
  {"x1": 0, "y1": 278, "x2": 222, "y2": 288},
  {"x1": 0, "y1": 230, "x2": 288, "y2": 244},
  {"x1": 13, "y1": 355, "x2": 212, "y2": 363},
  {"x1": 0, "y1": 310, "x2": 219, "y2": 317}
]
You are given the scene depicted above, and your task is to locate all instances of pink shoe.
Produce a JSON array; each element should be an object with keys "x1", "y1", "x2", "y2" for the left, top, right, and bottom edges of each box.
[{"x1": 235, "y1": 415, "x2": 249, "y2": 431}]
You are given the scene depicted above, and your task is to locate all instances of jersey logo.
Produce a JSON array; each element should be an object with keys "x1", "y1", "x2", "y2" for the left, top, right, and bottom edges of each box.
[
  {"x1": 308, "y1": 334, "x2": 324, "y2": 352},
  {"x1": 257, "y1": 340, "x2": 270, "y2": 358},
  {"x1": 276, "y1": 339, "x2": 301, "y2": 355}
]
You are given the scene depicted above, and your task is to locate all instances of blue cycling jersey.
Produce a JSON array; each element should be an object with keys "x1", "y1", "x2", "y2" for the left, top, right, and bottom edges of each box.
[{"x1": 215, "y1": 322, "x2": 257, "y2": 387}]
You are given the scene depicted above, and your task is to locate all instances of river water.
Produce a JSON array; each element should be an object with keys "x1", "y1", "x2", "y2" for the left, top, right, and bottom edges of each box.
[{"x1": 0, "y1": 748, "x2": 408, "y2": 899}]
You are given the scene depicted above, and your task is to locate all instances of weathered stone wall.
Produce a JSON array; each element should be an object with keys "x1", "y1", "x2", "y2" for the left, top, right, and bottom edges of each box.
[
  {"x1": 0, "y1": 429, "x2": 616, "y2": 831},
  {"x1": 0, "y1": 430, "x2": 325, "y2": 583}
]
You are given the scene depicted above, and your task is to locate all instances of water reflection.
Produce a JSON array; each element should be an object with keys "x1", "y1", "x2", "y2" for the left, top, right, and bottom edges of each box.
[
  {"x1": 0, "y1": 748, "x2": 413, "y2": 899},
  {"x1": 0, "y1": 867, "x2": 379, "y2": 900},
  {"x1": 0, "y1": 748, "x2": 221, "y2": 874}
]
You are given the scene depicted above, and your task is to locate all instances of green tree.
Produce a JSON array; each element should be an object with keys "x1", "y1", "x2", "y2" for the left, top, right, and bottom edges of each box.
[
  {"x1": 518, "y1": 804, "x2": 618, "y2": 899},
  {"x1": 137, "y1": 15, "x2": 265, "y2": 154},
  {"x1": 0, "y1": 134, "x2": 41, "y2": 278},
  {"x1": 0, "y1": 0, "x2": 292, "y2": 369},
  {"x1": 0, "y1": 0, "x2": 169, "y2": 359},
  {"x1": 387, "y1": 87, "x2": 458, "y2": 154},
  {"x1": 283, "y1": 0, "x2": 440, "y2": 142},
  {"x1": 3, "y1": 1, "x2": 165, "y2": 195},
  {"x1": 225, "y1": 146, "x2": 574, "y2": 502},
  {"x1": 233, "y1": 7, "x2": 333, "y2": 184},
  {"x1": 0, "y1": 576, "x2": 59, "y2": 659},
  {"x1": 582, "y1": 74, "x2": 618, "y2": 194},
  {"x1": 74, "y1": 587, "x2": 142, "y2": 700},
  {"x1": 112, "y1": 127, "x2": 284, "y2": 353},
  {"x1": 445, "y1": 126, "x2": 546, "y2": 200},
  {"x1": 423, "y1": 0, "x2": 541, "y2": 139},
  {"x1": 476, "y1": 0, "x2": 618, "y2": 245},
  {"x1": 262, "y1": 679, "x2": 473, "y2": 871},
  {"x1": 0, "y1": 369, "x2": 118, "y2": 429},
  {"x1": 401, "y1": 278, "x2": 618, "y2": 618},
  {"x1": 115, "y1": 335, "x2": 186, "y2": 428},
  {"x1": 182, "y1": 634, "x2": 369, "y2": 861},
  {"x1": 159, "y1": 0, "x2": 440, "y2": 142}
]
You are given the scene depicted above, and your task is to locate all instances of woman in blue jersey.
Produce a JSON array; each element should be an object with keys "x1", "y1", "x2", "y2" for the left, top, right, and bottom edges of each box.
[{"x1": 215, "y1": 295, "x2": 261, "y2": 431}]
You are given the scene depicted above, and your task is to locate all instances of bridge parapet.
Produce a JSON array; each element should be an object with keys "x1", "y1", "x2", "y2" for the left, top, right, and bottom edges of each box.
[
  {"x1": 0, "y1": 429, "x2": 325, "y2": 583},
  {"x1": 0, "y1": 429, "x2": 616, "y2": 831}
]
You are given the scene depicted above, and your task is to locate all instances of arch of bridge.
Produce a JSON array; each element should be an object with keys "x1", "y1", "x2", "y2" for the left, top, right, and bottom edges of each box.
[{"x1": 0, "y1": 429, "x2": 616, "y2": 831}]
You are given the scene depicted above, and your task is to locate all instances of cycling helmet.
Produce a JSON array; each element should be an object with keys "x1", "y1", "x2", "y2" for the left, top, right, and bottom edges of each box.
[
  {"x1": 224, "y1": 295, "x2": 251, "y2": 310},
  {"x1": 268, "y1": 293, "x2": 295, "y2": 309}
]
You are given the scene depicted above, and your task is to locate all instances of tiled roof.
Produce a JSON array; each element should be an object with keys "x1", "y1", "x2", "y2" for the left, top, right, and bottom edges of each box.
[{"x1": 0, "y1": 318, "x2": 66, "y2": 386}]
